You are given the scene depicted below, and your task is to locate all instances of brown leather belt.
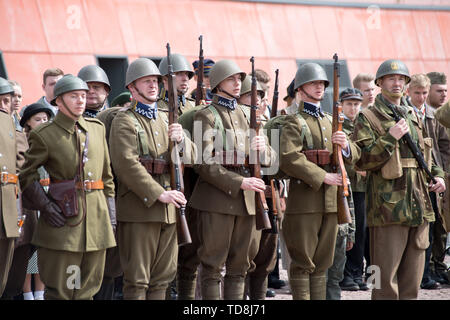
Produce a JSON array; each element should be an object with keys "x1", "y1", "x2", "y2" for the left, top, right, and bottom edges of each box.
[
  {"x1": 139, "y1": 157, "x2": 169, "y2": 175},
  {"x1": 75, "y1": 179, "x2": 104, "y2": 191},
  {"x1": 40, "y1": 178, "x2": 50, "y2": 187},
  {"x1": 1, "y1": 172, "x2": 18, "y2": 185}
]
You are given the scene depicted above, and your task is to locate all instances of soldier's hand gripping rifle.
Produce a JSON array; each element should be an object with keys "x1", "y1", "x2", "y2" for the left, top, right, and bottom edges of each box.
[
  {"x1": 166, "y1": 43, "x2": 192, "y2": 246},
  {"x1": 386, "y1": 101, "x2": 443, "y2": 197},
  {"x1": 332, "y1": 54, "x2": 352, "y2": 224},
  {"x1": 195, "y1": 35, "x2": 206, "y2": 106},
  {"x1": 250, "y1": 56, "x2": 271, "y2": 231}
]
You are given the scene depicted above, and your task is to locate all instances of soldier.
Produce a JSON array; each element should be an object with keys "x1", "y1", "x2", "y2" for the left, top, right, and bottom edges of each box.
[
  {"x1": 353, "y1": 73, "x2": 376, "y2": 109},
  {"x1": 426, "y1": 72, "x2": 447, "y2": 109},
  {"x1": 77, "y1": 65, "x2": 111, "y2": 118},
  {"x1": 158, "y1": 53, "x2": 195, "y2": 115},
  {"x1": 188, "y1": 60, "x2": 272, "y2": 300},
  {"x1": 191, "y1": 58, "x2": 215, "y2": 104},
  {"x1": 19, "y1": 74, "x2": 116, "y2": 300},
  {"x1": 109, "y1": 58, "x2": 195, "y2": 300},
  {"x1": 282, "y1": 79, "x2": 296, "y2": 112},
  {"x1": 279, "y1": 63, "x2": 359, "y2": 300},
  {"x1": 0, "y1": 77, "x2": 19, "y2": 297},
  {"x1": 352, "y1": 60, "x2": 446, "y2": 300},
  {"x1": 96, "y1": 91, "x2": 131, "y2": 144}
]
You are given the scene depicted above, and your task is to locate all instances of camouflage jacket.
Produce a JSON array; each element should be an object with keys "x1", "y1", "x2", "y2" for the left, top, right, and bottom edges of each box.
[
  {"x1": 343, "y1": 117, "x2": 366, "y2": 193},
  {"x1": 352, "y1": 94, "x2": 445, "y2": 227}
]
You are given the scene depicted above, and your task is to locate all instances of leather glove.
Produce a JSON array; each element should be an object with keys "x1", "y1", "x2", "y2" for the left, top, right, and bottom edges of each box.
[
  {"x1": 22, "y1": 181, "x2": 66, "y2": 228},
  {"x1": 106, "y1": 197, "x2": 116, "y2": 234}
]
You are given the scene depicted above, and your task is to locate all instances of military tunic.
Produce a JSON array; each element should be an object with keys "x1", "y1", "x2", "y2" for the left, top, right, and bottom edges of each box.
[
  {"x1": 352, "y1": 94, "x2": 445, "y2": 300},
  {"x1": 157, "y1": 88, "x2": 196, "y2": 116},
  {"x1": 0, "y1": 111, "x2": 18, "y2": 296}
]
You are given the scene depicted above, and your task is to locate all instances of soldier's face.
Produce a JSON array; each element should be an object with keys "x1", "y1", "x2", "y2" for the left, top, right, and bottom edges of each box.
[
  {"x1": 342, "y1": 99, "x2": 361, "y2": 121},
  {"x1": 175, "y1": 71, "x2": 190, "y2": 95},
  {"x1": 379, "y1": 75, "x2": 406, "y2": 95},
  {"x1": 26, "y1": 111, "x2": 48, "y2": 130},
  {"x1": 43, "y1": 75, "x2": 63, "y2": 100},
  {"x1": 238, "y1": 92, "x2": 261, "y2": 107},
  {"x1": 58, "y1": 90, "x2": 86, "y2": 119},
  {"x1": 86, "y1": 82, "x2": 109, "y2": 108},
  {"x1": 359, "y1": 81, "x2": 376, "y2": 106},
  {"x1": 407, "y1": 85, "x2": 428, "y2": 109},
  {"x1": 218, "y1": 74, "x2": 242, "y2": 98},
  {"x1": 11, "y1": 85, "x2": 23, "y2": 112},
  {"x1": 301, "y1": 81, "x2": 325, "y2": 102},
  {"x1": 0, "y1": 93, "x2": 12, "y2": 114},
  {"x1": 131, "y1": 76, "x2": 159, "y2": 104},
  {"x1": 427, "y1": 84, "x2": 448, "y2": 108}
]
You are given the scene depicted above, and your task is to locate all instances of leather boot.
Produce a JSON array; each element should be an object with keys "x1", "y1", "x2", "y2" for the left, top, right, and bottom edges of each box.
[
  {"x1": 223, "y1": 276, "x2": 245, "y2": 300},
  {"x1": 177, "y1": 278, "x2": 197, "y2": 300},
  {"x1": 310, "y1": 274, "x2": 327, "y2": 300},
  {"x1": 289, "y1": 275, "x2": 310, "y2": 300},
  {"x1": 201, "y1": 279, "x2": 221, "y2": 300},
  {"x1": 249, "y1": 276, "x2": 268, "y2": 300}
]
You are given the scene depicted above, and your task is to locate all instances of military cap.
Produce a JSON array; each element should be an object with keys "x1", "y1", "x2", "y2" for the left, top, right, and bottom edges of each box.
[
  {"x1": 51, "y1": 74, "x2": 89, "y2": 106},
  {"x1": 294, "y1": 63, "x2": 329, "y2": 90},
  {"x1": 111, "y1": 91, "x2": 131, "y2": 107},
  {"x1": 159, "y1": 53, "x2": 194, "y2": 79},
  {"x1": 20, "y1": 103, "x2": 54, "y2": 128},
  {"x1": 426, "y1": 72, "x2": 447, "y2": 85},
  {"x1": 192, "y1": 59, "x2": 215, "y2": 77},
  {"x1": 339, "y1": 88, "x2": 363, "y2": 102},
  {"x1": 375, "y1": 59, "x2": 410, "y2": 86},
  {"x1": 283, "y1": 78, "x2": 296, "y2": 101},
  {"x1": 0, "y1": 77, "x2": 14, "y2": 96},
  {"x1": 77, "y1": 65, "x2": 111, "y2": 91}
]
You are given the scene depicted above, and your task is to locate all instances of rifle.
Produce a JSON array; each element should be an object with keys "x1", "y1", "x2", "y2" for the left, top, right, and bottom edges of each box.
[
  {"x1": 331, "y1": 53, "x2": 352, "y2": 224},
  {"x1": 195, "y1": 35, "x2": 206, "y2": 106},
  {"x1": 270, "y1": 69, "x2": 279, "y2": 118},
  {"x1": 166, "y1": 43, "x2": 192, "y2": 246},
  {"x1": 385, "y1": 99, "x2": 443, "y2": 196},
  {"x1": 249, "y1": 56, "x2": 271, "y2": 231}
]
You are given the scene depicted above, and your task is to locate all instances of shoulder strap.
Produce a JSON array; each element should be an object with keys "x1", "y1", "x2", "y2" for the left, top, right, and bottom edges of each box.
[
  {"x1": 125, "y1": 110, "x2": 150, "y2": 156},
  {"x1": 296, "y1": 113, "x2": 314, "y2": 150},
  {"x1": 361, "y1": 108, "x2": 386, "y2": 136},
  {"x1": 208, "y1": 105, "x2": 228, "y2": 151}
]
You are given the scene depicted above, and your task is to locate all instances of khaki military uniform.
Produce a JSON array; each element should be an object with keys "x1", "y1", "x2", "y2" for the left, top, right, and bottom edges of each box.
[
  {"x1": 352, "y1": 94, "x2": 445, "y2": 299},
  {"x1": 279, "y1": 101, "x2": 359, "y2": 300},
  {"x1": 188, "y1": 95, "x2": 272, "y2": 300},
  {"x1": 19, "y1": 112, "x2": 116, "y2": 299},
  {"x1": 109, "y1": 100, "x2": 196, "y2": 300},
  {"x1": 157, "y1": 88, "x2": 196, "y2": 116},
  {"x1": 0, "y1": 111, "x2": 19, "y2": 296}
]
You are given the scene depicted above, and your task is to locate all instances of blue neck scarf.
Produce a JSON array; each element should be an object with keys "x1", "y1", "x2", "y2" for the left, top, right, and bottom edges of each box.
[
  {"x1": 216, "y1": 95, "x2": 237, "y2": 110},
  {"x1": 303, "y1": 102, "x2": 323, "y2": 118},
  {"x1": 135, "y1": 101, "x2": 158, "y2": 120},
  {"x1": 83, "y1": 109, "x2": 99, "y2": 118}
]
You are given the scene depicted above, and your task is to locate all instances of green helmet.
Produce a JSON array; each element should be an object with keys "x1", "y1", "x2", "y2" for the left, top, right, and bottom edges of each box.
[
  {"x1": 240, "y1": 75, "x2": 265, "y2": 98},
  {"x1": 51, "y1": 74, "x2": 89, "y2": 106},
  {"x1": 125, "y1": 58, "x2": 161, "y2": 88},
  {"x1": 77, "y1": 65, "x2": 111, "y2": 91},
  {"x1": 294, "y1": 63, "x2": 329, "y2": 90},
  {"x1": 0, "y1": 77, "x2": 14, "y2": 96},
  {"x1": 209, "y1": 60, "x2": 246, "y2": 92},
  {"x1": 375, "y1": 59, "x2": 410, "y2": 86},
  {"x1": 159, "y1": 53, "x2": 194, "y2": 79}
]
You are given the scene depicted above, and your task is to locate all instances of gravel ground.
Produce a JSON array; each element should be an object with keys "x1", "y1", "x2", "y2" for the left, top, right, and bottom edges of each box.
[{"x1": 266, "y1": 252, "x2": 450, "y2": 300}]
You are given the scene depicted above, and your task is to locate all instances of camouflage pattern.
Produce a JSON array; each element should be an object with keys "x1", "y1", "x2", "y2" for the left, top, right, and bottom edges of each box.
[
  {"x1": 352, "y1": 94, "x2": 445, "y2": 227},
  {"x1": 435, "y1": 100, "x2": 450, "y2": 150},
  {"x1": 342, "y1": 117, "x2": 366, "y2": 193}
]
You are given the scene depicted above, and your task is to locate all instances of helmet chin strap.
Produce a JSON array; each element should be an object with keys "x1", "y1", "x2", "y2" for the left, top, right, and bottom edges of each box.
[
  {"x1": 59, "y1": 96, "x2": 82, "y2": 120},
  {"x1": 300, "y1": 87, "x2": 323, "y2": 102},
  {"x1": 134, "y1": 86, "x2": 157, "y2": 104},
  {"x1": 217, "y1": 87, "x2": 240, "y2": 100}
]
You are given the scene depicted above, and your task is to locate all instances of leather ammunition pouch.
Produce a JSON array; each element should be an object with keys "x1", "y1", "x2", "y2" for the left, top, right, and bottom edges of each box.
[
  {"x1": 302, "y1": 149, "x2": 331, "y2": 166},
  {"x1": 140, "y1": 156, "x2": 169, "y2": 175},
  {"x1": 48, "y1": 179, "x2": 78, "y2": 218}
]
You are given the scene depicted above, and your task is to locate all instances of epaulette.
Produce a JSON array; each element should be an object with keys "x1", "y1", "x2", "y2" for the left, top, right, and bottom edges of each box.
[
  {"x1": 84, "y1": 117, "x2": 104, "y2": 126},
  {"x1": 33, "y1": 121, "x2": 53, "y2": 133}
]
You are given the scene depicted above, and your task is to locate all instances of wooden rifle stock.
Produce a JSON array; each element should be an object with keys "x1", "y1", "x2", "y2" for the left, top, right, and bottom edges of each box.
[
  {"x1": 166, "y1": 43, "x2": 192, "y2": 246},
  {"x1": 270, "y1": 69, "x2": 279, "y2": 118},
  {"x1": 195, "y1": 35, "x2": 206, "y2": 106},
  {"x1": 249, "y1": 56, "x2": 271, "y2": 231},
  {"x1": 331, "y1": 53, "x2": 352, "y2": 225}
]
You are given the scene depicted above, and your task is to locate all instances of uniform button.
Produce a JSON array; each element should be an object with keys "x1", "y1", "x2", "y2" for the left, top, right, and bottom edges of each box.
[
  {"x1": 239, "y1": 143, "x2": 244, "y2": 147},
  {"x1": 322, "y1": 127, "x2": 326, "y2": 131},
  {"x1": 78, "y1": 129, "x2": 82, "y2": 134},
  {"x1": 82, "y1": 142, "x2": 85, "y2": 147},
  {"x1": 297, "y1": 180, "x2": 301, "y2": 184},
  {"x1": 144, "y1": 197, "x2": 148, "y2": 202},
  {"x1": 235, "y1": 120, "x2": 238, "y2": 124},
  {"x1": 230, "y1": 205, "x2": 233, "y2": 209},
  {"x1": 155, "y1": 131, "x2": 158, "y2": 136},
  {"x1": 244, "y1": 170, "x2": 249, "y2": 174},
  {"x1": 157, "y1": 143, "x2": 161, "y2": 148},
  {"x1": 228, "y1": 190, "x2": 232, "y2": 195},
  {"x1": 88, "y1": 172, "x2": 92, "y2": 177},
  {"x1": 2, "y1": 166, "x2": 6, "y2": 170},
  {"x1": 324, "y1": 138, "x2": 328, "y2": 142},
  {"x1": 0, "y1": 153, "x2": 2, "y2": 157}
]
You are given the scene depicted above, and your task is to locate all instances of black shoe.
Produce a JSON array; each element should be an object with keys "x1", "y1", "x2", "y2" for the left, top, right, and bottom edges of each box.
[
  {"x1": 421, "y1": 279, "x2": 440, "y2": 290},
  {"x1": 437, "y1": 272, "x2": 450, "y2": 285},
  {"x1": 339, "y1": 277, "x2": 359, "y2": 291},
  {"x1": 354, "y1": 278, "x2": 369, "y2": 291},
  {"x1": 266, "y1": 289, "x2": 276, "y2": 298},
  {"x1": 431, "y1": 271, "x2": 448, "y2": 285},
  {"x1": 268, "y1": 278, "x2": 286, "y2": 289}
]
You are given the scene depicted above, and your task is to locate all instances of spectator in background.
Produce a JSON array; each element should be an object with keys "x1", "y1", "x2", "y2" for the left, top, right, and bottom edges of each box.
[
  {"x1": 8, "y1": 80, "x2": 23, "y2": 130},
  {"x1": 353, "y1": 73, "x2": 376, "y2": 109},
  {"x1": 427, "y1": 72, "x2": 447, "y2": 109}
]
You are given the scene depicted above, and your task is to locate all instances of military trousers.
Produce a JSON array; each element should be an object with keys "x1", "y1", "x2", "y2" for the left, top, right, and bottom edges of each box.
[
  {"x1": 370, "y1": 222, "x2": 429, "y2": 300},
  {"x1": 326, "y1": 230, "x2": 347, "y2": 300},
  {"x1": 198, "y1": 211, "x2": 255, "y2": 300},
  {"x1": 2, "y1": 244, "x2": 35, "y2": 298},
  {"x1": 118, "y1": 221, "x2": 177, "y2": 300},
  {"x1": 38, "y1": 247, "x2": 106, "y2": 300},
  {"x1": 0, "y1": 238, "x2": 15, "y2": 296}
]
